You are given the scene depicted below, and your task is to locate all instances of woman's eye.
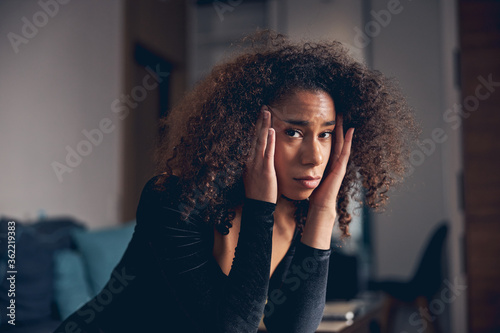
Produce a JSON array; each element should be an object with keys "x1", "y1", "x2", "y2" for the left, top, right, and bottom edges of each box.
[
  {"x1": 285, "y1": 129, "x2": 301, "y2": 138},
  {"x1": 321, "y1": 131, "x2": 334, "y2": 139},
  {"x1": 285, "y1": 129, "x2": 334, "y2": 139}
]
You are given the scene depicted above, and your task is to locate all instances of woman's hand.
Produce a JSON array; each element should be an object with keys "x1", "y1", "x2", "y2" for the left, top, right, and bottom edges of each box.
[
  {"x1": 308, "y1": 114, "x2": 354, "y2": 213},
  {"x1": 243, "y1": 106, "x2": 278, "y2": 204}
]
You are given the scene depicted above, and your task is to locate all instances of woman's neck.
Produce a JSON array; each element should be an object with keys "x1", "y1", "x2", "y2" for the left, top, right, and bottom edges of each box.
[{"x1": 274, "y1": 194, "x2": 299, "y2": 232}]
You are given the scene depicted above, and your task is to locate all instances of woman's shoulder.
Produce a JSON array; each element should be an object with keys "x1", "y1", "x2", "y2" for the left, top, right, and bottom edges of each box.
[
  {"x1": 136, "y1": 173, "x2": 209, "y2": 231},
  {"x1": 136, "y1": 173, "x2": 185, "y2": 221},
  {"x1": 142, "y1": 173, "x2": 181, "y2": 196}
]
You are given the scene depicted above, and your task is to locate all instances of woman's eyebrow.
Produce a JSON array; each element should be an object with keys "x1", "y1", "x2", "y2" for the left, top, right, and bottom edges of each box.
[
  {"x1": 282, "y1": 119, "x2": 336, "y2": 126},
  {"x1": 267, "y1": 106, "x2": 335, "y2": 127}
]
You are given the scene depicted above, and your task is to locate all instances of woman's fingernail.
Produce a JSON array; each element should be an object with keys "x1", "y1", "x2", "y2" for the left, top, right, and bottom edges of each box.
[{"x1": 264, "y1": 111, "x2": 269, "y2": 119}]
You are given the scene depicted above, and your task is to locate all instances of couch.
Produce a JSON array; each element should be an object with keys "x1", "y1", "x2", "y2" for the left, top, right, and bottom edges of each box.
[{"x1": 0, "y1": 216, "x2": 135, "y2": 333}]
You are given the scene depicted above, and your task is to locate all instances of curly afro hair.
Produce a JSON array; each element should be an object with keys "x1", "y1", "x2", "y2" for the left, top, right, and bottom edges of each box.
[{"x1": 153, "y1": 30, "x2": 419, "y2": 240}]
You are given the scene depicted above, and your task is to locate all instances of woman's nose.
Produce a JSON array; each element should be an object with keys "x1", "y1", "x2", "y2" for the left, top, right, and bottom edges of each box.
[{"x1": 301, "y1": 139, "x2": 323, "y2": 166}]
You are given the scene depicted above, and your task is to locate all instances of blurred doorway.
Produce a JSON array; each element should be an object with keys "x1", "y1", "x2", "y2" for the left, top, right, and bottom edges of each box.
[{"x1": 120, "y1": 0, "x2": 188, "y2": 221}]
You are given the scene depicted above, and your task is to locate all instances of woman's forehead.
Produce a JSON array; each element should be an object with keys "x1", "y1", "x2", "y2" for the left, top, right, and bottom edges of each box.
[{"x1": 269, "y1": 90, "x2": 336, "y2": 125}]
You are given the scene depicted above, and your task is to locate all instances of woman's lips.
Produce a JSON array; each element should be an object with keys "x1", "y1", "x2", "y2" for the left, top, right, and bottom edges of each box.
[{"x1": 294, "y1": 178, "x2": 321, "y2": 189}]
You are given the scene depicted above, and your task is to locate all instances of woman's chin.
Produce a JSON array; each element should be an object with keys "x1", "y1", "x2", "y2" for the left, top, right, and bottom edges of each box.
[{"x1": 280, "y1": 190, "x2": 312, "y2": 202}]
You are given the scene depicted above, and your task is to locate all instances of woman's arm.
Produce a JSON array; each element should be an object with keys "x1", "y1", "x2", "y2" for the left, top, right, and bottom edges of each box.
[
  {"x1": 139, "y1": 176, "x2": 275, "y2": 333},
  {"x1": 262, "y1": 208, "x2": 334, "y2": 333}
]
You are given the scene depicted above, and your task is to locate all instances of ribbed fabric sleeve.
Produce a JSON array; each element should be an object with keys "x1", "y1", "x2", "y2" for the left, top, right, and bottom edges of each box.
[{"x1": 263, "y1": 240, "x2": 331, "y2": 333}]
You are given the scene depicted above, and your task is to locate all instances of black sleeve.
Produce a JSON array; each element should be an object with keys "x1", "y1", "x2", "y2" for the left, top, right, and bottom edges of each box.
[
  {"x1": 263, "y1": 240, "x2": 331, "y2": 333},
  {"x1": 136, "y1": 176, "x2": 276, "y2": 333}
]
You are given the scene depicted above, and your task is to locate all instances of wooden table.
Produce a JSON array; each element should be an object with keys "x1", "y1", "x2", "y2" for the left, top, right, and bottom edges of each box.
[{"x1": 258, "y1": 291, "x2": 385, "y2": 333}]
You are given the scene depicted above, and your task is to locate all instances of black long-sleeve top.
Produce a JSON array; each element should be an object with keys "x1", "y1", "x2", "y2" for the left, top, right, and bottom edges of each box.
[{"x1": 54, "y1": 175, "x2": 331, "y2": 333}]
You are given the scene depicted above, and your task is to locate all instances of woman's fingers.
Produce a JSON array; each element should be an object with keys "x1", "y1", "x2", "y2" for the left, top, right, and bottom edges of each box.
[
  {"x1": 328, "y1": 114, "x2": 344, "y2": 174},
  {"x1": 249, "y1": 106, "x2": 267, "y2": 162},
  {"x1": 329, "y1": 117, "x2": 354, "y2": 176},
  {"x1": 265, "y1": 128, "x2": 275, "y2": 166},
  {"x1": 244, "y1": 106, "x2": 277, "y2": 203},
  {"x1": 338, "y1": 128, "x2": 354, "y2": 169},
  {"x1": 327, "y1": 127, "x2": 354, "y2": 195},
  {"x1": 257, "y1": 109, "x2": 271, "y2": 162},
  {"x1": 246, "y1": 106, "x2": 274, "y2": 174},
  {"x1": 333, "y1": 114, "x2": 344, "y2": 162}
]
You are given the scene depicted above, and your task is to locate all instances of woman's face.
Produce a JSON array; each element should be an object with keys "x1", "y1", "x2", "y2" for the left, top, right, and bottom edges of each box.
[{"x1": 269, "y1": 89, "x2": 336, "y2": 201}]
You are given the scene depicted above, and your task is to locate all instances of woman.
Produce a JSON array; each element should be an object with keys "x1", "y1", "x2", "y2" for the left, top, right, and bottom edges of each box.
[{"x1": 55, "y1": 30, "x2": 418, "y2": 333}]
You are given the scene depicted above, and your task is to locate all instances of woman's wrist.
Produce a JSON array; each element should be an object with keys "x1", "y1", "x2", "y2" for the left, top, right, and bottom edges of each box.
[{"x1": 300, "y1": 207, "x2": 336, "y2": 250}]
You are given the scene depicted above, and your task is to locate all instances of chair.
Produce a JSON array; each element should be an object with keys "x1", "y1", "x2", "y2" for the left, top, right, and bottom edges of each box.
[{"x1": 368, "y1": 222, "x2": 448, "y2": 333}]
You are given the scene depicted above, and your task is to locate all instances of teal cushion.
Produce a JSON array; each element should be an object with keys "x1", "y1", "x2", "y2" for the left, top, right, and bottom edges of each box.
[
  {"x1": 72, "y1": 221, "x2": 136, "y2": 295},
  {"x1": 53, "y1": 250, "x2": 93, "y2": 320}
]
